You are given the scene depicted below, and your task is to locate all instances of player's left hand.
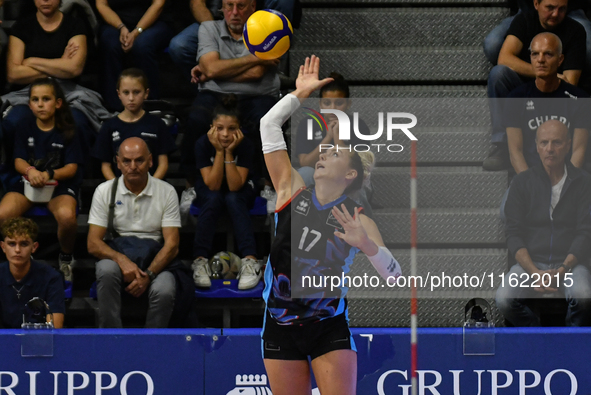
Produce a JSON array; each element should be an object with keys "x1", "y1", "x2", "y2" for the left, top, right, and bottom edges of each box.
[
  {"x1": 332, "y1": 204, "x2": 369, "y2": 248},
  {"x1": 225, "y1": 129, "x2": 244, "y2": 154}
]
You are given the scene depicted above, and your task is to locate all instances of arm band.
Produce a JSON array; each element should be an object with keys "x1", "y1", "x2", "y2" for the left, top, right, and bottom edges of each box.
[
  {"x1": 368, "y1": 246, "x2": 402, "y2": 281},
  {"x1": 260, "y1": 94, "x2": 300, "y2": 154}
]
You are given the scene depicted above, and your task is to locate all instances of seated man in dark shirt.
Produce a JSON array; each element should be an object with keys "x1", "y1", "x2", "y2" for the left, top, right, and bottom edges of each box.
[
  {"x1": 483, "y1": 0, "x2": 591, "y2": 69},
  {"x1": 504, "y1": 32, "x2": 589, "y2": 174},
  {"x1": 0, "y1": 218, "x2": 65, "y2": 329},
  {"x1": 496, "y1": 120, "x2": 591, "y2": 326},
  {"x1": 483, "y1": 0, "x2": 586, "y2": 170}
]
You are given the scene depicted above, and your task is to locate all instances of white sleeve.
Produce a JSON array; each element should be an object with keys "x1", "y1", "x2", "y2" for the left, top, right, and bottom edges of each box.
[
  {"x1": 260, "y1": 94, "x2": 301, "y2": 154},
  {"x1": 87, "y1": 181, "x2": 111, "y2": 228},
  {"x1": 161, "y1": 185, "x2": 181, "y2": 228},
  {"x1": 368, "y1": 246, "x2": 402, "y2": 281}
]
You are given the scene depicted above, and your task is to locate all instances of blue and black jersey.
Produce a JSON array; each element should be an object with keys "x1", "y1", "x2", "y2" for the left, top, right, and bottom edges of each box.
[{"x1": 263, "y1": 187, "x2": 361, "y2": 326}]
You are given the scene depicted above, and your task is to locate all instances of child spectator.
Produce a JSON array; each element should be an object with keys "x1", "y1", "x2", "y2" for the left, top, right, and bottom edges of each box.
[
  {"x1": 92, "y1": 68, "x2": 176, "y2": 180},
  {"x1": 1, "y1": 0, "x2": 105, "y2": 183},
  {"x1": 0, "y1": 218, "x2": 65, "y2": 329},
  {"x1": 191, "y1": 95, "x2": 262, "y2": 290},
  {"x1": 0, "y1": 78, "x2": 83, "y2": 283}
]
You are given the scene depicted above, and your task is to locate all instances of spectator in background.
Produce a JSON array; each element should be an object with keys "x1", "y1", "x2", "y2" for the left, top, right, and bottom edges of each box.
[
  {"x1": 6, "y1": 0, "x2": 86, "y2": 86},
  {"x1": 2, "y1": 0, "x2": 102, "y2": 184},
  {"x1": 483, "y1": 0, "x2": 591, "y2": 69},
  {"x1": 87, "y1": 137, "x2": 185, "y2": 328},
  {"x1": 168, "y1": 0, "x2": 294, "y2": 84},
  {"x1": 0, "y1": 218, "x2": 65, "y2": 329},
  {"x1": 295, "y1": 72, "x2": 374, "y2": 217},
  {"x1": 503, "y1": 33, "x2": 589, "y2": 175},
  {"x1": 482, "y1": 0, "x2": 586, "y2": 171},
  {"x1": 92, "y1": 68, "x2": 177, "y2": 180},
  {"x1": 496, "y1": 119, "x2": 591, "y2": 326},
  {"x1": 96, "y1": 0, "x2": 174, "y2": 111},
  {"x1": 180, "y1": 0, "x2": 279, "y2": 185},
  {"x1": 191, "y1": 95, "x2": 261, "y2": 290},
  {"x1": 0, "y1": 79, "x2": 83, "y2": 284}
]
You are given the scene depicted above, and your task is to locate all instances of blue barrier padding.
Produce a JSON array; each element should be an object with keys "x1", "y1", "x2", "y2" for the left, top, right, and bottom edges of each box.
[
  {"x1": 195, "y1": 279, "x2": 264, "y2": 298},
  {"x1": 190, "y1": 196, "x2": 267, "y2": 216},
  {"x1": 1, "y1": 328, "x2": 590, "y2": 393},
  {"x1": 221, "y1": 328, "x2": 261, "y2": 336}
]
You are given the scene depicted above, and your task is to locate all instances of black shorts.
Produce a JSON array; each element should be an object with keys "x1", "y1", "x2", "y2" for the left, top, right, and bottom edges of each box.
[
  {"x1": 10, "y1": 179, "x2": 79, "y2": 201},
  {"x1": 261, "y1": 311, "x2": 356, "y2": 361}
]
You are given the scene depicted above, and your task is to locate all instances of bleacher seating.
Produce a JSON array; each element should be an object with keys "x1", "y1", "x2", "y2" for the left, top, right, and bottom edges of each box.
[
  {"x1": 1, "y1": 0, "x2": 521, "y2": 328},
  {"x1": 288, "y1": 0, "x2": 510, "y2": 326}
]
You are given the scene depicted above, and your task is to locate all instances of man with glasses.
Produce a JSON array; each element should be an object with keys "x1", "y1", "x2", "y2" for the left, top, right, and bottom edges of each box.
[
  {"x1": 180, "y1": 0, "x2": 281, "y2": 185},
  {"x1": 169, "y1": 0, "x2": 294, "y2": 88}
]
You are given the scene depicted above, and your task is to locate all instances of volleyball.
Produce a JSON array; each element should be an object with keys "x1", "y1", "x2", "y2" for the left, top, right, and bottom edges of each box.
[{"x1": 243, "y1": 9, "x2": 293, "y2": 60}]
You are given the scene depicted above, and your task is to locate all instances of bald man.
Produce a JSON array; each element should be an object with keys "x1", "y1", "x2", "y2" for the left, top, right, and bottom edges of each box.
[
  {"x1": 497, "y1": 120, "x2": 591, "y2": 326},
  {"x1": 502, "y1": 33, "x2": 590, "y2": 174},
  {"x1": 483, "y1": 0, "x2": 588, "y2": 171},
  {"x1": 87, "y1": 137, "x2": 183, "y2": 328}
]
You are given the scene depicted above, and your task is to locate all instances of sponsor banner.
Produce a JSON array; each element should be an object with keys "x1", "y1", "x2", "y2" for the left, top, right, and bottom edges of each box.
[
  {"x1": 1, "y1": 328, "x2": 590, "y2": 394},
  {"x1": 211, "y1": 328, "x2": 591, "y2": 395},
  {"x1": 0, "y1": 329, "x2": 215, "y2": 395}
]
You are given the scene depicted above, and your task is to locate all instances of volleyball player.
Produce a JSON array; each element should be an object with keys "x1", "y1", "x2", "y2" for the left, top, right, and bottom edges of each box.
[{"x1": 259, "y1": 55, "x2": 402, "y2": 395}]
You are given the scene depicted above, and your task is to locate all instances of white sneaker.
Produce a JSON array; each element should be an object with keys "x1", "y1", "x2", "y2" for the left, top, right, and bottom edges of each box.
[
  {"x1": 237, "y1": 258, "x2": 262, "y2": 290},
  {"x1": 59, "y1": 256, "x2": 76, "y2": 283},
  {"x1": 192, "y1": 257, "x2": 212, "y2": 288}
]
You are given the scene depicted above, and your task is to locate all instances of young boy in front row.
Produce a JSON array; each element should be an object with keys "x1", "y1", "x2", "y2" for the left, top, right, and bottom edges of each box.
[{"x1": 0, "y1": 218, "x2": 65, "y2": 328}]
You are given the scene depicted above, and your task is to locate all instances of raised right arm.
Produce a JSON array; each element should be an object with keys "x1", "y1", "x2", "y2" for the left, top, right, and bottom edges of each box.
[{"x1": 260, "y1": 56, "x2": 333, "y2": 209}]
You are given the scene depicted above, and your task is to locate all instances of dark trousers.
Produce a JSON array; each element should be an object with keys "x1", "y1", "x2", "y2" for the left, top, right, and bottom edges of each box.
[
  {"x1": 193, "y1": 182, "x2": 257, "y2": 259},
  {"x1": 181, "y1": 90, "x2": 277, "y2": 183},
  {"x1": 98, "y1": 22, "x2": 174, "y2": 111}
]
